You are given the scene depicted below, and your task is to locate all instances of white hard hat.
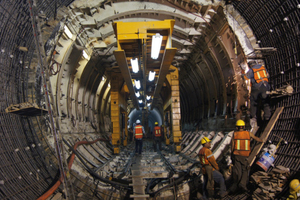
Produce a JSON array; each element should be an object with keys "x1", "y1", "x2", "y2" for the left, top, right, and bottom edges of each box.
[{"x1": 136, "y1": 119, "x2": 141, "y2": 124}]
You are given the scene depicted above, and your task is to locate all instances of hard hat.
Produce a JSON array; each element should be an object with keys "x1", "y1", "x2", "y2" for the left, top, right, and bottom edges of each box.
[
  {"x1": 236, "y1": 119, "x2": 245, "y2": 127},
  {"x1": 247, "y1": 60, "x2": 257, "y2": 67},
  {"x1": 136, "y1": 119, "x2": 141, "y2": 124},
  {"x1": 201, "y1": 137, "x2": 211, "y2": 145},
  {"x1": 155, "y1": 122, "x2": 158, "y2": 125},
  {"x1": 290, "y1": 179, "x2": 300, "y2": 192}
]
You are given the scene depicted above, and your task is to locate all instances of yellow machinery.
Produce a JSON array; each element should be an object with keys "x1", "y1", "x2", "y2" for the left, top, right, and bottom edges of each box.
[{"x1": 111, "y1": 20, "x2": 180, "y2": 153}]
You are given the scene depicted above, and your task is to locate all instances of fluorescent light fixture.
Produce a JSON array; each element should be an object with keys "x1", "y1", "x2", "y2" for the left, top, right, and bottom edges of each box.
[
  {"x1": 135, "y1": 91, "x2": 140, "y2": 97},
  {"x1": 130, "y1": 58, "x2": 139, "y2": 73},
  {"x1": 138, "y1": 100, "x2": 143, "y2": 104},
  {"x1": 135, "y1": 80, "x2": 141, "y2": 89},
  {"x1": 82, "y1": 50, "x2": 89, "y2": 59},
  {"x1": 64, "y1": 25, "x2": 73, "y2": 39},
  {"x1": 147, "y1": 103, "x2": 151, "y2": 107},
  {"x1": 151, "y1": 33, "x2": 163, "y2": 59},
  {"x1": 146, "y1": 95, "x2": 151, "y2": 100},
  {"x1": 148, "y1": 71, "x2": 155, "y2": 81}
]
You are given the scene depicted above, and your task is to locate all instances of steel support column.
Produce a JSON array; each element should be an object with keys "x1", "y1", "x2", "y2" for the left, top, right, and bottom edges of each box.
[
  {"x1": 110, "y1": 73, "x2": 122, "y2": 154},
  {"x1": 123, "y1": 112, "x2": 128, "y2": 146},
  {"x1": 167, "y1": 66, "x2": 182, "y2": 152}
]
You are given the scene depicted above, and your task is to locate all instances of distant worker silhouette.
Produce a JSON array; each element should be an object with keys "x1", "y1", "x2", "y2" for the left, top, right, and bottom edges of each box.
[
  {"x1": 133, "y1": 119, "x2": 145, "y2": 155},
  {"x1": 153, "y1": 122, "x2": 162, "y2": 151}
]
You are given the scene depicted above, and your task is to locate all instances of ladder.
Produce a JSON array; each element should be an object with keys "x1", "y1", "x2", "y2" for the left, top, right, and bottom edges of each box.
[{"x1": 248, "y1": 107, "x2": 284, "y2": 166}]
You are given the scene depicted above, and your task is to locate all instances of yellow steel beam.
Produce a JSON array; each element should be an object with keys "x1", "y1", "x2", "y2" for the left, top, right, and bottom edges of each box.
[
  {"x1": 151, "y1": 48, "x2": 177, "y2": 109},
  {"x1": 110, "y1": 72, "x2": 128, "y2": 154},
  {"x1": 123, "y1": 112, "x2": 128, "y2": 146},
  {"x1": 114, "y1": 50, "x2": 139, "y2": 109},
  {"x1": 113, "y1": 20, "x2": 177, "y2": 110},
  {"x1": 166, "y1": 66, "x2": 182, "y2": 152},
  {"x1": 113, "y1": 20, "x2": 175, "y2": 44}
]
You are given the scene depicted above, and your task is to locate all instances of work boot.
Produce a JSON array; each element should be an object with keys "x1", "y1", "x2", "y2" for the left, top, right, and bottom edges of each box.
[{"x1": 250, "y1": 118, "x2": 257, "y2": 128}]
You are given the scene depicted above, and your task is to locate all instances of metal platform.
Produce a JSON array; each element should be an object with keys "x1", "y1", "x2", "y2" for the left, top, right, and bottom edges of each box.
[{"x1": 5, "y1": 102, "x2": 48, "y2": 116}]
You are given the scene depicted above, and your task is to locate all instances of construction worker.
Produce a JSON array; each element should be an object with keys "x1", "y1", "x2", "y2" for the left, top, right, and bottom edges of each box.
[
  {"x1": 133, "y1": 119, "x2": 145, "y2": 155},
  {"x1": 199, "y1": 137, "x2": 227, "y2": 199},
  {"x1": 287, "y1": 179, "x2": 300, "y2": 200},
  {"x1": 244, "y1": 61, "x2": 271, "y2": 128},
  {"x1": 153, "y1": 122, "x2": 162, "y2": 151},
  {"x1": 229, "y1": 119, "x2": 264, "y2": 194}
]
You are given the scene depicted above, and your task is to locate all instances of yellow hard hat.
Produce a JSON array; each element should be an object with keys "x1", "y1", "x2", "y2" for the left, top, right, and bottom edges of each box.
[
  {"x1": 155, "y1": 122, "x2": 158, "y2": 125},
  {"x1": 201, "y1": 137, "x2": 211, "y2": 145},
  {"x1": 236, "y1": 119, "x2": 245, "y2": 127},
  {"x1": 290, "y1": 179, "x2": 300, "y2": 192}
]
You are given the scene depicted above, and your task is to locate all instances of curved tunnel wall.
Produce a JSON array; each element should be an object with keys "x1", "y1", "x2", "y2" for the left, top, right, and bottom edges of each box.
[{"x1": 0, "y1": 0, "x2": 299, "y2": 199}]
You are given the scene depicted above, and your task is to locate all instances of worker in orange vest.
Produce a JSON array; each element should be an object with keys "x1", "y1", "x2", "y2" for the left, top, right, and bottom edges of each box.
[
  {"x1": 199, "y1": 137, "x2": 227, "y2": 199},
  {"x1": 153, "y1": 122, "x2": 162, "y2": 151},
  {"x1": 229, "y1": 119, "x2": 263, "y2": 194},
  {"x1": 244, "y1": 61, "x2": 271, "y2": 128},
  {"x1": 133, "y1": 119, "x2": 145, "y2": 155}
]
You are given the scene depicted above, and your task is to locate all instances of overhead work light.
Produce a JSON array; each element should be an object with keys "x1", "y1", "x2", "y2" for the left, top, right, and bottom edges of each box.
[
  {"x1": 130, "y1": 58, "x2": 139, "y2": 73},
  {"x1": 146, "y1": 95, "x2": 151, "y2": 100},
  {"x1": 148, "y1": 71, "x2": 155, "y2": 81},
  {"x1": 135, "y1": 91, "x2": 140, "y2": 97},
  {"x1": 138, "y1": 100, "x2": 143, "y2": 104},
  {"x1": 151, "y1": 33, "x2": 163, "y2": 59},
  {"x1": 135, "y1": 80, "x2": 141, "y2": 89}
]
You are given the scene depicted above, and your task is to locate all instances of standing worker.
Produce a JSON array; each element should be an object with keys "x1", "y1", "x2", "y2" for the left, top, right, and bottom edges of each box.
[
  {"x1": 133, "y1": 119, "x2": 145, "y2": 155},
  {"x1": 153, "y1": 122, "x2": 162, "y2": 151},
  {"x1": 229, "y1": 119, "x2": 264, "y2": 194},
  {"x1": 244, "y1": 61, "x2": 271, "y2": 128},
  {"x1": 199, "y1": 137, "x2": 227, "y2": 199}
]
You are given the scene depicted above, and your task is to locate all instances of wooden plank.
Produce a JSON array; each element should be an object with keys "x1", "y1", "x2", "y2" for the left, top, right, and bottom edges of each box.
[
  {"x1": 5, "y1": 102, "x2": 48, "y2": 116},
  {"x1": 248, "y1": 107, "x2": 284, "y2": 166}
]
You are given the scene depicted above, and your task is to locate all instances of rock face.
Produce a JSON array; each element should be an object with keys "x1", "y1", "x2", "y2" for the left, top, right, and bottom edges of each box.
[{"x1": 250, "y1": 165, "x2": 290, "y2": 200}]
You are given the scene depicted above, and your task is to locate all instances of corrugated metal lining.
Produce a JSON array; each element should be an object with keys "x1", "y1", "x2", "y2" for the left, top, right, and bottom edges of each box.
[
  {"x1": 233, "y1": 0, "x2": 300, "y2": 174},
  {"x1": 0, "y1": 1, "x2": 71, "y2": 199}
]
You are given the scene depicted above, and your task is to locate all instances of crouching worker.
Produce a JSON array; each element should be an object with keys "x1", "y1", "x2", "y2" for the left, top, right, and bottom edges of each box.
[{"x1": 199, "y1": 137, "x2": 228, "y2": 199}]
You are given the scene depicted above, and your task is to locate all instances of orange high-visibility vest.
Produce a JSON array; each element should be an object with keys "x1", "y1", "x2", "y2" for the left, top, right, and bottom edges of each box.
[
  {"x1": 154, "y1": 126, "x2": 161, "y2": 137},
  {"x1": 135, "y1": 125, "x2": 143, "y2": 139},
  {"x1": 199, "y1": 147, "x2": 210, "y2": 165},
  {"x1": 199, "y1": 147, "x2": 216, "y2": 173},
  {"x1": 233, "y1": 131, "x2": 251, "y2": 157},
  {"x1": 252, "y1": 65, "x2": 268, "y2": 83}
]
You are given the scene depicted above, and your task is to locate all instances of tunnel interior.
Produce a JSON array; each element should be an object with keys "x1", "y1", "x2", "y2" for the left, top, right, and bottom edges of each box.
[{"x1": 0, "y1": 0, "x2": 300, "y2": 199}]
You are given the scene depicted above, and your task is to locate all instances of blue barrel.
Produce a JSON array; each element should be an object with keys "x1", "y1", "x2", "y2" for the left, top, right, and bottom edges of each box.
[{"x1": 256, "y1": 152, "x2": 275, "y2": 171}]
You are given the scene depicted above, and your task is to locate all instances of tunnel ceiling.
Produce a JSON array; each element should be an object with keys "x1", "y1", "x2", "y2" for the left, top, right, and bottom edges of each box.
[
  {"x1": 0, "y1": 0, "x2": 300, "y2": 199},
  {"x1": 43, "y1": 0, "x2": 248, "y2": 133}
]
